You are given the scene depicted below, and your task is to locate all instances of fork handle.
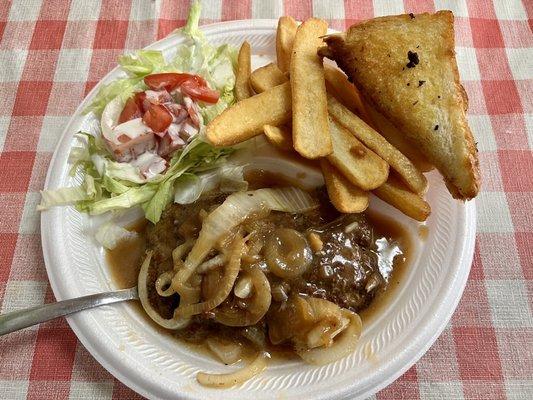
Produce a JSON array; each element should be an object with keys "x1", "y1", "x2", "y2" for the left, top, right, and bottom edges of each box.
[{"x1": 0, "y1": 287, "x2": 138, "y2": 336}]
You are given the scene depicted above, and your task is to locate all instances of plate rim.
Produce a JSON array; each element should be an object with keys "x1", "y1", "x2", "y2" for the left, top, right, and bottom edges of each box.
[{"x1": 40, "y1": 18, "x2": 477, "y2": 400}]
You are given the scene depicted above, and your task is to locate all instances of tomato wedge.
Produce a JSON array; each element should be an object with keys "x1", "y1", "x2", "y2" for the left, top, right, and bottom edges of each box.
[
  {"x1": 181, "y1": 79, "x2": 219, "y2": 103},
  {"x1": 144, "y1": 73, "x2": 201, "y2": 91},
  {"x1": 118, "y1": 97, "x2": 141, "y2": 124},
  {"x1": 134, "y1": 91, "x2": 147, "y2": 112},
  {"x1": 142, "y1": 104, "x2": 172, "y2": 134}
]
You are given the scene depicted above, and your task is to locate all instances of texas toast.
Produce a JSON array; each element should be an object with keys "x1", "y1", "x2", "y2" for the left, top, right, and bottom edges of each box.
[{"x1": 319, "y1": 11, "x2": 480, "y2": 200}]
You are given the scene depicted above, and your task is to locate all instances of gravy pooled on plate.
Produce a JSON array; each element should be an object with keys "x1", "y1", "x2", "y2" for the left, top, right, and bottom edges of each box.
[{"x1": 107, "y1": 175, "x2": 411, "y2": 378}]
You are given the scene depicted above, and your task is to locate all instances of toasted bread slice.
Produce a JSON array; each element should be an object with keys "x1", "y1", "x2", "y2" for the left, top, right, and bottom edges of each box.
[{"x1": 320, "y1": 11, "x2": 480, "y2": 199}]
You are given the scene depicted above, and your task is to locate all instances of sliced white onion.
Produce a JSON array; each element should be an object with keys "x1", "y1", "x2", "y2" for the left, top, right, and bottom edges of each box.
[
  {"x1": 111, "y1": 118, "x2": 152, "y2": 144},
  {"x1": 172, "y1": 239, "x2": 194, "y2": 269},
  {"x1": 183, "y1": 95, "x2": 200, "y2": 127},
  {"x1": 206, "y1": 337, "x2": 242, "y2": 365},
  {"x1": 271, "y1": 283, "x2": 289, "y2": 303},
  {"x1": 264, "y1": 228, "x2": 313, "y2": 279},
  {"x1": 197, "y1": 254, "x2": 226, "y2": 274},
  {"x1": 196, "y1": 351, "x2": 269, "y2": 388},
  {"x1": 170, "y1": 88, "x2": 184, "y2": 104},
  {"x1": 101, "y1": 96, "x2": 149, "y2": 145},
  {"x1": 234, "y1": 275, "x2": 253, "y2": 299},
  {"x1": 167, "y1": 123, "x2": 186, "y2": 144},
  {"x1": 305, "y1": 315, "x2": 350, "y2": 349},
  {"x1": 155, "y1": 271, "x2": 175, "y2": 297},
  {"x1": 173, "y1": 187, "x2": 318, "y2": 288},
  {"x1": 130, "y1": 152, "x2": 167, "y2": 180},
  {"x1": 145, "y1": 89, "x2": 171, "y2": 104},
  {"x1": 137, "y1": 251, "x2": 190, "y2": 330},
  {"x1": 173, "y1": 234, "x2": 244, "y2": 317},
  {"x1": 240, "y1": 326, "x2": 267, "y2": 348},
  {"x1": 297, "y1": 310, "x2": 362, "y2": 365},
  {"x1": 180, "y1": 119, "x2": 199, "y2": 141},
  {"x1": 214, "y1": 268, "x2": 271, "y2": 327}
]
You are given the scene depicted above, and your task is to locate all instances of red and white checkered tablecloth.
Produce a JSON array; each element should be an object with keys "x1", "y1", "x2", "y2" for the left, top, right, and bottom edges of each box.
[{"x1": 0, "y1": 0, "x2": 531, "y2": 399}]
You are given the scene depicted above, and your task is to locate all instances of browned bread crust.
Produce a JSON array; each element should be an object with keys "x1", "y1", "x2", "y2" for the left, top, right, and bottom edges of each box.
[{"x1": 320, "y1": 11, "x2": 480, "y2": 200}]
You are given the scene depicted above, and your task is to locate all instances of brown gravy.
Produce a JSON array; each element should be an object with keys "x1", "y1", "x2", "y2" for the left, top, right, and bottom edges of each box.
[
  {"x1": 359, "y1": 211, "x2": 412, "y2": 323},
  {"x1": 106, "y1": 211, "x2": 412, "y2": 320},
  {"x1": 244, "y1": 169, "x2": 308, "y2": 190},
  {"x1": 418, "y1": 224, "x2": 429, "y2": 240},
  {"x1": 106, "y1": 220, "x2": 147, "y2": 289},
  {"x1": 105, "y1": 188, "x2": 414, "y2": 362}
]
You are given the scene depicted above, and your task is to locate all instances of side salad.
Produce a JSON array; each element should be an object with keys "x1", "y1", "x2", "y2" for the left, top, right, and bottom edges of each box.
[{"x1": 39, "y1": 2, "x2": 240, "y2": 224}]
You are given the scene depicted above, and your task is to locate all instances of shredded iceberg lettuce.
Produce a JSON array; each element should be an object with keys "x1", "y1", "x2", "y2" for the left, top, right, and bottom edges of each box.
[
  {"x1": 118, "y1": 50, "x2": 166, "y2": 77},
  {"x1": 40, "y1": 133, "x2": 234, "y2": 223},
  {"x1": 84, "y1": 0, "x2": 237, "y2": 121},
  {"x1": 39, "y1": 1, "x2": 238, "y2": 224},
  {"x1": 172, "y1": 1, "x2": 237, "y2": 124},
  {"x1": 173, "y1": 163, "x2": 248, "y2": 205}
]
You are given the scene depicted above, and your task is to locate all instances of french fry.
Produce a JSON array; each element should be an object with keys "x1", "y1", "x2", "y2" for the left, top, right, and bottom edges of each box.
[
  {"x1": 323, "y1": 65, "x2": 374, "y2": 125},
  {"x1": 373, "y1": 176, "x2": 431, "y2": 222},
  {"x1": 244, "y1": 69, "x2": 390, "y2": 191},
  {"x1": 254, "y1": 64, "x2": 375, "y2": 136},
  {"x1": 250, "y1": 65, "x2": 425, "y2": 189},
  {"x1": 235, "y1": 41, "x2": 253, "y2": 101},
  {"x1": 327, "y1": 95, "x2": 427, "y2": 194},
  {"x1": 238, "y1": 64, "x2": 426, "y2": 194},
  {"x1": 291, "y1": 18, "x2": 332, "y2": 159},
  {"x1": 207, "y1": 82, "x2": 291, "y2": 146},
  {"x1": 250, "y1": 63, "x2": 287, "y2": 94},
  {"x1": 276, "y1": 16, "x2": 298, "y2": 72},
  {"x1": 262, "y1": 124, "x2": 368, "y2": 213},
  {"x1": 327, "y1": 117, "x2": 389, "y2": 191},
  {"x1": 363, "y1": 100, "x2": 434, "y2": 172},
  {"x1": 263, "y1": 124, "x2": 293, "y2": 152},
  {"x1": 320, "y1": 159, "x2": 369, "y2": 213}
]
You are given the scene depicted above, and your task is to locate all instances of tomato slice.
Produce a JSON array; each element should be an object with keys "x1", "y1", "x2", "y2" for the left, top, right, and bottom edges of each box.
[
  {"x1": 184, "y1": 74, "x2": 208, "y2": 87},
  {"x1": 142, "y1": 104, "x2": 172, "y2": 133},
  {"x1": 134, "y1": 91, "x2": 147, "y2": 112},
  {"x1": 181, "y1": 79, "x2": 219, "y2": 104},
  {"x1": 144, "y1": 73, "x2": 200, "y2": 91},
  {"x1": 118, "y1": 97, "x2": 141, "y2": 124}
]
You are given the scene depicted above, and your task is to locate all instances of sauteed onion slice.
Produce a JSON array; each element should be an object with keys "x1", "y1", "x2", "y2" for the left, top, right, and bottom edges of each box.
[
  {"x1": 197, "y1": 351, "x2": 269, "y2": 388},
  {"x1": 137, "y1": 251, "x2": 190, "y2": 330},
  {"x1": 214, "y1": 267, "x2": 272, "y2": 327},
  {"x1": 172, "y1": 187, "x2": 318, "y2": 290},
  {"x1": 174, "y1": 234, "x2": 245, "y2": 318}
]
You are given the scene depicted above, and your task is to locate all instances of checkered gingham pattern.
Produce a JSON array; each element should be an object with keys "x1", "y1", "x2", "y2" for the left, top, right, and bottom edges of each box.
[{"x1": 0, "y1": 0, "x2": 531, "y2": 399}]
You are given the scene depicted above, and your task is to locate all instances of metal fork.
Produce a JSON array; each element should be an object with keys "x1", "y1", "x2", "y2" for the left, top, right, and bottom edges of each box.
[{"x1": 0, "y1": 287, "x2": 139, "y2": 336}]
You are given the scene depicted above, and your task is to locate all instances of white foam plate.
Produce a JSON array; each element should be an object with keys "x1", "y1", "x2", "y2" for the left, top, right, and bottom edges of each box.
[{"x1": 41, "y1": 20, "x2": 476, "y2": 400}]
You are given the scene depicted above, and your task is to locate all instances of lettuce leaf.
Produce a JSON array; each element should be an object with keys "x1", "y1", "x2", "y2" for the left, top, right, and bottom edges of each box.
[
  {"x1": 141, "y1": 179, "x2": 175, "y2": 223},
  {"x1": 118, "y1": 50, "x2": 166, "y2": 77},
  {"x1": 84, "y1": 78, "x2": 143, "y2": 117},
  {"x1": 88, "y1": 185, "x2": 157, "y2": 215},
  {"x1": 84, "y1": 1, "x2": 237, "y2": 119},
  {"x1": 40, "y1": 1, "x2": 238, "y2": 224},
  {"x1": 182, "y1": 0, "x2": 203, "y2": 40},
  {"x1": 38, "y1": 174, "x2": 99, "y2": 211},
  {"x1": 173, "y1": 163, "x2": 247, "y2": 205},
  {"x1": 173, "y1": 1, "x2": 237, "y2": 125},
  {"x1": 39, "y1": 131, "x2": 234, "y2": 223}
]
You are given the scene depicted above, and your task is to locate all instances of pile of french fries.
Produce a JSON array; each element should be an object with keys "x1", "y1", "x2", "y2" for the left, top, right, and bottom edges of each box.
[{"x1": 207, "y1": 17, "x2": 433, "y2": 222}]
